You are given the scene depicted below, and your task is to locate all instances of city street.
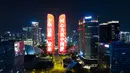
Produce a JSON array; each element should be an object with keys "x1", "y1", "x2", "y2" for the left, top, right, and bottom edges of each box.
[{"x1": 24, "y1": 55, "x2": 66, "y2": 73}]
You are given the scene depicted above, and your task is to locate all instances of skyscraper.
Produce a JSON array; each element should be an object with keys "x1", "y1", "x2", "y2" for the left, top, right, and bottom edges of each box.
[
  {"x1": 32, "y1": 22, "x2": 39, "y2": 46},
  {"x1": 58, "y1": 14, "x2": 66, "y2": 54},
  {"x1": 78, "y1": 16, "x2": 99, "y2": 59},
  {"x1": 99, "y1": 21, "x2": 120, "y2": 43},
  {"x1": 99, "y1": 21, "x2": 120, "y2": 55},
  {"x1": 22, "y1": 27, "x2": 33, "y2": 40},
  {"x1": 46, "y1": 14, "x2": 55, "y2": 54},
  {"x1": 78, "y1": 19, "x2": 84, "y2": 53}
]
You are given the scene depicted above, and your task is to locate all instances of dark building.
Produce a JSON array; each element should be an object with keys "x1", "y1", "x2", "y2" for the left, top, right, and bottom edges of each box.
[
  {"x1": 78, "y1": 16, "x2": 99, "y2": 59},
  {"x1": 99, "y1": 21, "x2": 120, "y2": 55},
  {"x1": 110, "y1": 42, "x2": 130, "y2": 73},
  {"x1": 0, "y1": 40, "x2": 24, "y2": 73},
  {"x1": 99, "y1": 23, "x2": 108, "y2": 42},
  {"x1": 99, "y1": 21, "x2": 120, "y2": 43}
]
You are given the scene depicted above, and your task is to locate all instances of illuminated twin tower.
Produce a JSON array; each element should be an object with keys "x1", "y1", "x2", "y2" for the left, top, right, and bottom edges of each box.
[{"x1": 46, "y1": 14, "x2": 66, "y2": 54}]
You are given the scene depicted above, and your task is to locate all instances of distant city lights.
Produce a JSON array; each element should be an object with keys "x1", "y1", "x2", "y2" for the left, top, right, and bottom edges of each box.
[
  {"x1": 85, "y1": 16, "x2": 92, "y2": 19},
  {"x1": 83, "y1": 65, "x2": 91, "y2": 69},
  {"x1": 104, "y1": 44, "x2": 110, "y2": 48},
  {"x1": 31, "y1": 22, "x2": 38, "y2": 25},
  {"x1": 79, "y1": 51, "x2": 83, "y2": 56}
]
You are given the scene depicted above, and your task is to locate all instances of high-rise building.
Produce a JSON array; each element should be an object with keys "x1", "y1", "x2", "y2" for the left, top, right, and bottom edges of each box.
[
  {"x1": 22, "y1": 27, "x2": 33, "y2": 40},
  {"x1": 110, "y1": 42, "x2": 130, "y2": 73},
  {"x1": 32, "y1": 22, "x2": 40, "y2": 46},
  {"x1": 23, "y1": 26, "x2": 42, "y2": 46},
  {"x1": 99, "y1": 21, "x2": 120, "y2": 43},
  {"x1": 78, "y1": 19, "x2": 84, "y2": 53},
  {"x1": 99, "y1": 21, "x2": 120, "y2": 55},
  {"x1": 119, "y1": 31, "x2": 130, "y2": 43},
  {"x1": 78, "y1": 16, "x2": 99, "y2": 59},
  {"x1": 46, "y1": 14, "x2": 55, "y2": 54},
  {"x1": 58, "y1": 14, "x2": 66, "y2": 54}
]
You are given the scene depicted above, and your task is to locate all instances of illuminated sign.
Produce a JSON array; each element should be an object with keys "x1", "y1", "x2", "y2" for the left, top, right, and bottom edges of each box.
[
  {"x1": 58, "y1": 14, "x2": 66, "y2": 54},
  {"x1": 47, "y1": 14, "x2": 55, "y2": 54}
]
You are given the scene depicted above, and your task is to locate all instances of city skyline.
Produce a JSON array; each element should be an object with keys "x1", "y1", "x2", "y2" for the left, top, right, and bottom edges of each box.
[
  {"x1": 0, "y1": 0, "x2": 130, "y2": 36},
  {"x1": 1, "y1": 0, "x2": 130, "y2": 73}
]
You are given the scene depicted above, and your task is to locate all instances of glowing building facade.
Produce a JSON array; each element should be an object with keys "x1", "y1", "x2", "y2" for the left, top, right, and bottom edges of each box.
[
  {"x1": 58, "y1": 14, "x2": 66, "y2": 54},
  {"x1": 46, "y1": 14, "x2": 55, "y2": 54}
]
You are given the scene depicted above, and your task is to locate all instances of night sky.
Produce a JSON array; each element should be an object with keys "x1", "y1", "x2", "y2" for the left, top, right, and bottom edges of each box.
[{"x1": 0, "y1": 0, "x2": 130, "y2": 36}]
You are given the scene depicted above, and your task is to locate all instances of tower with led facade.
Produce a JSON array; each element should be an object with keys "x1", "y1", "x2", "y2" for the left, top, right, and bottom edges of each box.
[
  {"x1": 46, "y1": 14, "x2": 55, "y2": 54},
  {"x1": 58, "y1": 14, "x2": 66, "y2": 54}
]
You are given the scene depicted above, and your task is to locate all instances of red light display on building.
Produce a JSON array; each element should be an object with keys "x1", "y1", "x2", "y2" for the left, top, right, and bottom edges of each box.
[
  {"x1": 14, "y1": 41, "x2": 24, "y2": 56},
  {"x1": 47, "y1": 14, "x2": 55, "y2": 54},
  {"x1": 58, "y1": 14, "x2": 66, "y2": 54}
]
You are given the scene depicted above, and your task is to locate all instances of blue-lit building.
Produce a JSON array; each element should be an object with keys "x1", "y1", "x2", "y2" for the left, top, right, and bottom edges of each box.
[
  {"x1": 110, "y1": 42, "x2": 130, "y2": 73},
  {"x1": 0, "y1": 40, "x2": 24, "y2": 73}
]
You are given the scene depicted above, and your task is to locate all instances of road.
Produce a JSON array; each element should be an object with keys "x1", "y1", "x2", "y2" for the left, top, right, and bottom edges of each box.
[{"x1": 51, "y1": 54, "x2": 65, "y2": 73}]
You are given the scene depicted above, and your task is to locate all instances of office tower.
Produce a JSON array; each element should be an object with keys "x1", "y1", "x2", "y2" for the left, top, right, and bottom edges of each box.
[
  {"x1": 99, "y1": 23, "x2": 108, "y2": 43},
  {"x1": 0, "y1": 40, "x2": 24, "y2": 73},
  {"x1": 99, "y1": 21, "x2": 120, "y2": 43},
  {"x1": 22, "y1": 27, "x2": 33, "y2": 40},
  {"x1": 99, "y1": 21, "x2": 120, "y2": 55},
  {"x1": 119, "y1": 31, "x2": 130, "y2": 43},
  {"x1": 32, "y1": 22, "x2": 39, "y2": 46},
  {"x1": 78, "y1": 19, "x2": 84, "y2": 53},
  {"x1": 111, "y1": 42, "x2": 130, "y2": 73},
  {"x1": 78, "y1": 16, "x2": 99, "y2": 59}
]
